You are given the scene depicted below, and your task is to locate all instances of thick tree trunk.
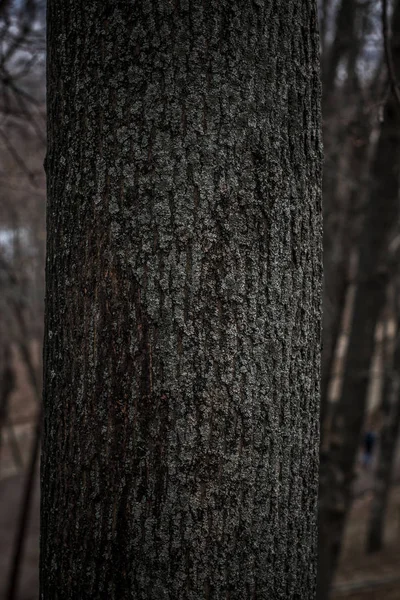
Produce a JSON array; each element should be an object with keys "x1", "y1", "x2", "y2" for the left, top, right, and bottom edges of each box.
[
  {"x1": 41, "y1": 2, "x2": 322, "y2": 599},
  {"x1": 367, "y1": 320, "x2": 400, "y2": 553},
  {"x1": 317, "y1": 5, "x2": 400, "y2": 599}
]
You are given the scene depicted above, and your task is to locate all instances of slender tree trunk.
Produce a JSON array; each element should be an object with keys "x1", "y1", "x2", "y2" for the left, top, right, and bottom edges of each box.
[
  {"x1": 367, "y1": 317, "x2": 400, "y2": 553},
  {"x1": 320, "y1": 0, "x2": 363, "y2": 429},
  {"x1": 0, "y1": 343, "x2": 16, "y2": 460},
  {"x1": 318, "y1": 5, "x2": 400, "y2": 598},
  {"x1": 320, "y1": 102, "x2": 373, "y2": 430},
  {"x1": 41, "y1": 2, "x2": 322, "y2": 599},
  {"x1": 318, "y1": 0, "x2": 331, "y2": 58},
  {"x1": 322, "y1": 0, "x2": 357, "y2": 106}
]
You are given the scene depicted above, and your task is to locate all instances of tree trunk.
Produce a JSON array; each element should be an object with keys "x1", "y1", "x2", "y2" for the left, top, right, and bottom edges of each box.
[
  {"x1": 320, "y1": 99, "x2": 373, "y2": 432},
  {"x1": 41, "y1": 3, "x2": 322, "y2": 599},
  {"x1": 0, "y1": 343, "x2": 16, "y2": 461},
  {"x1": 317, "y1": 5, "x2": 400, "y2": 598},
  {"x1": 367, "y1": 317, "x2": 400, "y2": 553},
  {"x1": 322, "y1": 0, "x2": 357, "y2": 107},
  {"x1": 318, "y1": 0, "x2": 331, "y2": 58},
  {"x1": 319, "y1": 0, "x2": 359, "y2": 429}
]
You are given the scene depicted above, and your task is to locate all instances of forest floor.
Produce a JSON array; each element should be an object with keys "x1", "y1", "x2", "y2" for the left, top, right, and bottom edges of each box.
[{"x1": 332, "y1": 478, "x2": 400, "y2": 599}]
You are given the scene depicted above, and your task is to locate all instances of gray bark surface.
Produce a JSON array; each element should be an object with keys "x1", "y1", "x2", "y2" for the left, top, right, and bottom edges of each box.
[
  {"x1": 41, "y1": 2, "x2": 322, "y2": 599},
  {"x1": 318, "y1": 4, "x2": 400, "y2": 598}
]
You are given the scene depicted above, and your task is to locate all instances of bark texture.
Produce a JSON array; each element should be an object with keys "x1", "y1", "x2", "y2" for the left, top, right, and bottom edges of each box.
[
  {"x1": 318, "y1": 4, "x2": 400, "y2": 598},
  {"x1": 41, "y1": 2, "x2": 322, "y2": 599}
]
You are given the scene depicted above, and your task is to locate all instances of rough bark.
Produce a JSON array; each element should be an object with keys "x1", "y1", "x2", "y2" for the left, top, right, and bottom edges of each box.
[
  {"x1": 317, "y1": 4, "x2": 400, "y2": 598},
  {"x1": 367, "y1": 318, "x2": 400, "y2": 553},
  {"x1": 41, "y1": 2, "x2": 322, "y2": 599}
]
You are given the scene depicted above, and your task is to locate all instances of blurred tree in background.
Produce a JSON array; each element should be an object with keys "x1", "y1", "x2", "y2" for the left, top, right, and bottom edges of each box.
[
  {"x1": 319, "y1": 0, "x2": 400, "y2": 598},
  {"x1": 0, "y1": 0, "x2": 45, "y2": 468},
  {"x1": 0, "y1": 2, "x2": 45, "y2": 599}
]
